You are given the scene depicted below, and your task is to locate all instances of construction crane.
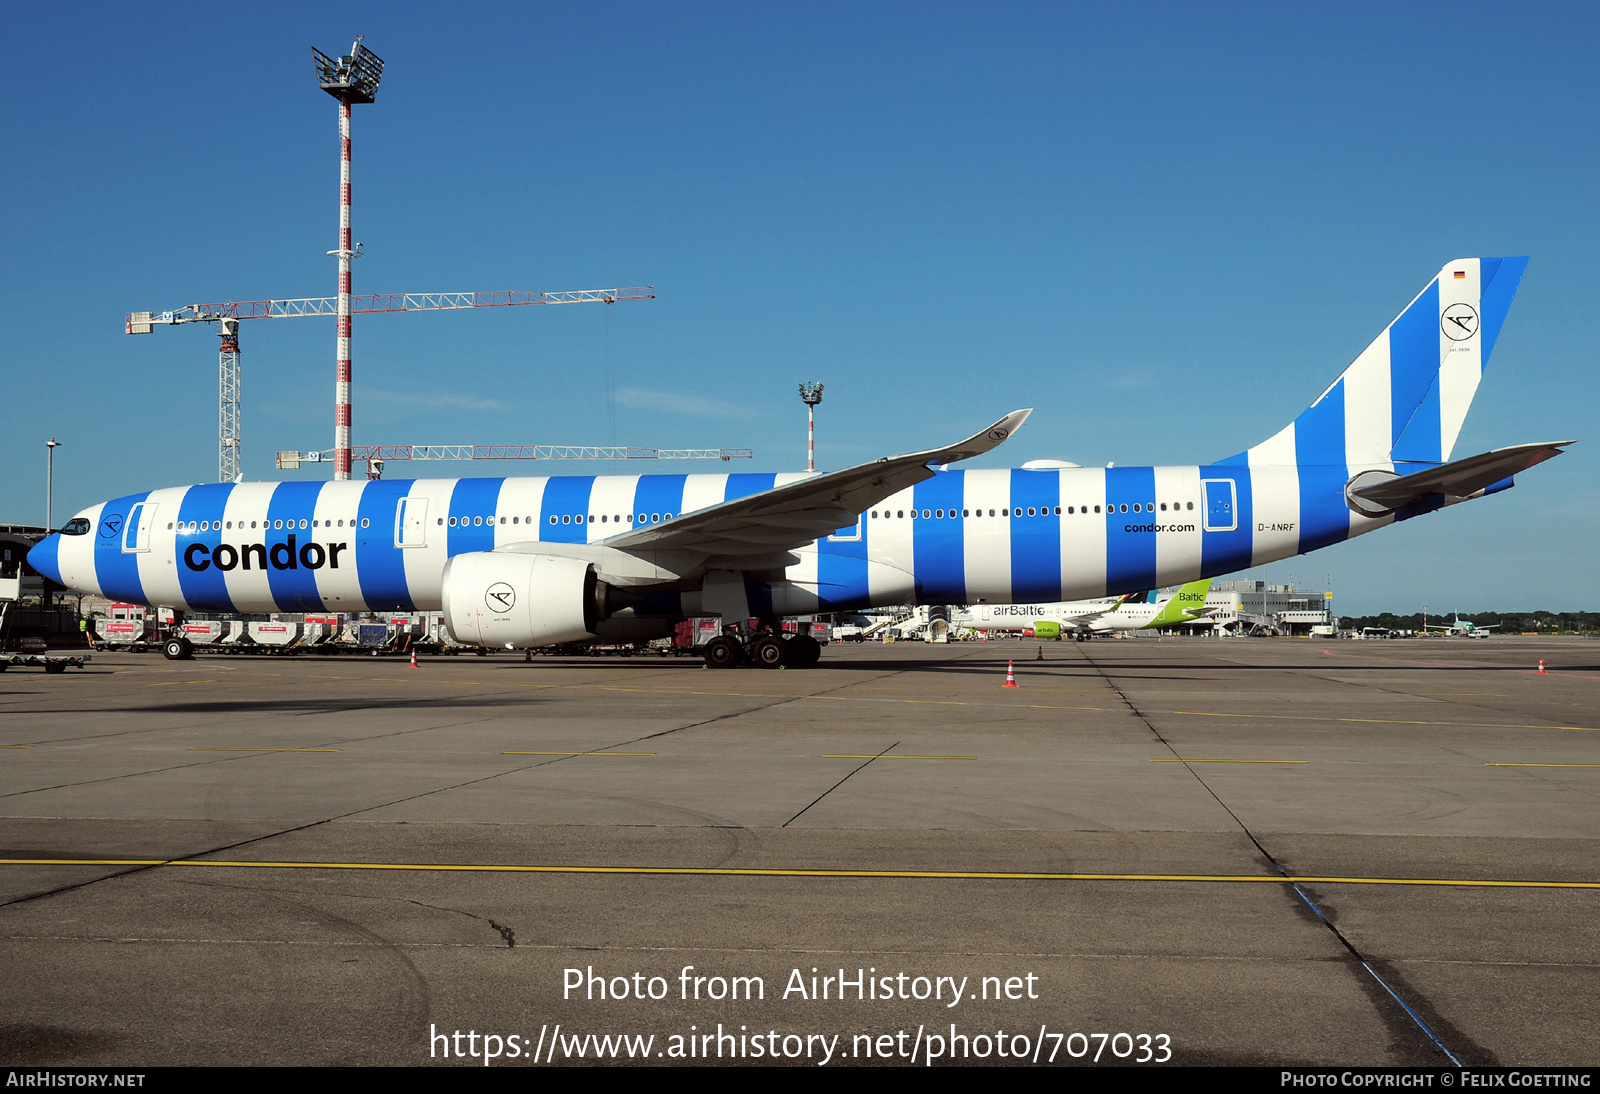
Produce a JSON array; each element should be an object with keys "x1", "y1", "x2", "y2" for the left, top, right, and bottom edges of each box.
[
  {"x1": 125, "y1": 287, "x2": 655, "y2": 483},
  {"x1": 276, "y1": 444, "x2": 755, "y2": 479}
]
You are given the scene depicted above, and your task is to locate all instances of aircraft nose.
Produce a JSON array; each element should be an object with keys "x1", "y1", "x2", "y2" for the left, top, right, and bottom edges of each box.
[{"x1": 26, "y1": 534, "x2": 63, "y2": 585}]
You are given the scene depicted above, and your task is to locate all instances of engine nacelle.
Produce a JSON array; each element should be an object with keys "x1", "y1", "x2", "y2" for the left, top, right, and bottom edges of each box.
[{"x1": 441, "y1": 552, "x2": 607, "y2": 648}]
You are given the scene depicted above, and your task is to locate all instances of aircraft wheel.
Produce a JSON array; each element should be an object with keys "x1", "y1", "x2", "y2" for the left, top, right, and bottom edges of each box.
[
  {"x1": 752, "y1": 635, "x2": 787, "y2": 669},
  {"x1": 162, "y1": 638, "x2": 188, "y2": 660},
  {"x1": 703, "y1": 636, "x2": 743, "y2": 669},
  {"x1": 790, "y1": 634, "x2": 822, "y2": 666}
]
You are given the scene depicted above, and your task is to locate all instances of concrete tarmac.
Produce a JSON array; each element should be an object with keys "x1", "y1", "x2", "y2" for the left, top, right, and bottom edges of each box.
[{"x1": 1, "y1": 636, "x2": 1596, "y2": 1067}]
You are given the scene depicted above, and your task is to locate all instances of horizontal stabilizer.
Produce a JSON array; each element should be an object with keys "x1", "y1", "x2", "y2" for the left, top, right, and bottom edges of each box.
[{"x1": 1347, "y1": 441, "x2": 1571, "y2": 515}]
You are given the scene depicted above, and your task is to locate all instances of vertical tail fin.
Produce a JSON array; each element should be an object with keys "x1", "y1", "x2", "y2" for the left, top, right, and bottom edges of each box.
[
  {"x1": 1226, "y1": 258, "x2": 1528, "y2": 470},
  {"x1": 1151, "y1": 579, "x2": 1213, "y2": 628}
]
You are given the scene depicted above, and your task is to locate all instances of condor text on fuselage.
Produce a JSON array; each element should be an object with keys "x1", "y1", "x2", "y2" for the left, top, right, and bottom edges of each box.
[{"x1": 181, "y1": 533, "x2": 350, "y2": 574}]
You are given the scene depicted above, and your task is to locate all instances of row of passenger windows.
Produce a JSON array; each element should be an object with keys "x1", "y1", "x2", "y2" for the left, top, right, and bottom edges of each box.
[
  {"x1": 434, "y1": 513, "x2": 672, "y2": 528},
  {"x1": 171, "y1": 518, "x2": 369, "y2": 532},
  {"x1": 167, "y1": 501, "x2": 1198, "y2": 535},
  {"x1": 167, "y1": 513, "x2": 673, "y2": 533},
  {"x1": 869, "y1": 502, "x2": 1196, "y2": 519}
]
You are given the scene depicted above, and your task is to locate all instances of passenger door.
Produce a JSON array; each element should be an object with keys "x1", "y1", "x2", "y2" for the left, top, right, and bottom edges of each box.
[
  {"x1": 395, "y1": 497, "x2": 428, "y2": 548},
  {"x1": 122, "y1": 502, "x2": 157, "y2": 553},
  {"x1": 1201, "y1": 479, "x2": 1237, "y2": 533}
]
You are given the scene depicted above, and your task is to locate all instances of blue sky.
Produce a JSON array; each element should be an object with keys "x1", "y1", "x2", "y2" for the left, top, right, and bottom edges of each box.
[{"x1": 2, "y1": 3, "x2": 1595, "y2": 613}]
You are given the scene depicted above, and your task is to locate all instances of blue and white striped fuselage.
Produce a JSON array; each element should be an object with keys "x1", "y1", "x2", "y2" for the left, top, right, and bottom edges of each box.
[
  {"x1": 36, "y1": 461, "x2": 1451, "y2": 619},
  {"x1": 31, "y1": 256, "x2": 1542, "y2": 627}
]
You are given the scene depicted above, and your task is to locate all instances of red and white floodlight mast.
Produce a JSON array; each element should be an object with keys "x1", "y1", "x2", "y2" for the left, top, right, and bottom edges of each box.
[
  {"x1": 335, "y1": 96, "x2": 353, "y2": 481},
  {"x1": 312, "y1": 38, "x2": 384, "y2": 481},
  {"x1": 798, "y1": 382, "x2": 823, "y2": 472}
]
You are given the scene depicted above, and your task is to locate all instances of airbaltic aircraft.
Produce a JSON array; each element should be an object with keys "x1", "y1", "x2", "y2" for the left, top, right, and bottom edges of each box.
[
  {"x1": 1425, "y1": 614, "x2": 1498, "y2": 638},
  {"x1": 951, "y1": 579, "x2": 1214, "y2": 639},
  {"x1": 30, "y1": 258, "x2": 1569, "y2": 668}
]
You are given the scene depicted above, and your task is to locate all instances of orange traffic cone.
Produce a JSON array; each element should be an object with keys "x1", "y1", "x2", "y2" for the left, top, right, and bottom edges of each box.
[
  {"x1": 1003, "y1": 660, "x2": 1019, "y2": 688},
  {"x1": 1036, "y1": 645, "x2": 1044, "y2": 661},
  {"x1": 408, "y1": 648, "x2": 418, "y2": 669},
  {"x1": 1538, "y1": 659, "x2": 1548, "y2": 674}
]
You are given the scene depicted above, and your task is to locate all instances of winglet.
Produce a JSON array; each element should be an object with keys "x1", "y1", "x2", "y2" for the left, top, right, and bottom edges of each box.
[{"x1": 885, "y1": 409, "x2": 1032, "y2": 469}]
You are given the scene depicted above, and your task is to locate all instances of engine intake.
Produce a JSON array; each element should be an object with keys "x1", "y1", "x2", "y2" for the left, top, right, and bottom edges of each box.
[{"x1": 441, "y1": 552, "x2": 608, "y2": 648}]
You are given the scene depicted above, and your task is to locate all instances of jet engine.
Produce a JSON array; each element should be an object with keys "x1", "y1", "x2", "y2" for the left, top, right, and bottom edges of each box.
[{"x1": 441, "y1": 552, "x2": 609, "y2": 648}]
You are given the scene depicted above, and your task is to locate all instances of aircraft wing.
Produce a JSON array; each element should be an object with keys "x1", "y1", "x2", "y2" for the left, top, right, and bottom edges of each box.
[
  {"x1": 1350, "y1": 441, "x2": 1573, "y2": 512},
  {"x1": 1063, "y1": 592, "x2": 1135, "y2": 628},
  {"x1": 605, "y1": 409, "x2": 1031, "y2": 555}
]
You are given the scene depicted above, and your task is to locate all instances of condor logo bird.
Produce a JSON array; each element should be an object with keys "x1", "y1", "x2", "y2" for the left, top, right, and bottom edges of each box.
[{"x1": 485, "y1": 582, "x2": 516, "y2": 613}]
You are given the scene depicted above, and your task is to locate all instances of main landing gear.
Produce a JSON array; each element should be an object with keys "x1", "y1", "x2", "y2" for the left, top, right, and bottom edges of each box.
[
  {"x1": 703, "y1": 636, "x2": 743, "y2": 669},
  {"x1": 702, "y1": 630, "x2": 822, "y2": 670}
]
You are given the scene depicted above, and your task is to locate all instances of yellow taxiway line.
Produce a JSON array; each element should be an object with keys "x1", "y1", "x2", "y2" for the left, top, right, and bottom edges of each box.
[
  {"x1": 2, "y1": 858, "x2": 1596, "y2": 890},
  {"x1": 1168, "y1": 710, "x2": 1600, "y2": 731},
  {"x1": 822, "y1": 754, "x2": 976, "y2": 760},
  {"x1": 502, "y1": 751, "x2": 655, "y2": 757},
  {"x1": 188, "y1": 748, "x2": 341, "y2": 753},
  {"x1": 1151, "y1": 758, "x2": 1307, "y2": 764}
]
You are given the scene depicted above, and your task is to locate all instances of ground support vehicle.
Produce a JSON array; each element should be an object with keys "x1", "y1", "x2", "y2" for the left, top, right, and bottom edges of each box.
[
  {"x1": 93, "y1": 617, "x2": 153, "y2": 651},
  {"x1": 671, "y1": 618, "x2": 723, "y2": 656},
  {"x1": 1, "y1": 652, "x2": 92, "y2": 674}
]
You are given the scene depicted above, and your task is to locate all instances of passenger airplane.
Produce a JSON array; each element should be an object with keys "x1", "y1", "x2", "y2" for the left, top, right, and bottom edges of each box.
[
  {"x1": 1425, "y1": 614, "x2": 1498, "y2": 637},
  {"x1": 31, "y1": 258, "x2": 1569, "y2": 668},
  {"x1": 951, "y1": 579, "x2": 1214, "y2": 639}
]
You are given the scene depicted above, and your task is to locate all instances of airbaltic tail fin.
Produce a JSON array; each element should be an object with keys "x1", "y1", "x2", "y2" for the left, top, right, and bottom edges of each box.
[
  {"x1": 1150, "y1": 579, "x2": 1213, "y2": 628},
  {"x1": 1226, "y1": 258, "x2": 1527, "y2": 470}
]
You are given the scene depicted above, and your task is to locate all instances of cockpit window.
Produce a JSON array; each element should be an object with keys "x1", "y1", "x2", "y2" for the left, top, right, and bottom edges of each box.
[{"x1": 61, "y1": 518, "x2": 91, "y2": 535}]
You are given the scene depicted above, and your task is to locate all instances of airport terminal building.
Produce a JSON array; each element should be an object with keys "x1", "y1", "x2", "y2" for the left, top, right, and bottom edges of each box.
[{"x1": 1200, "y1": 581, "x2": 1333, "y2": 636}]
